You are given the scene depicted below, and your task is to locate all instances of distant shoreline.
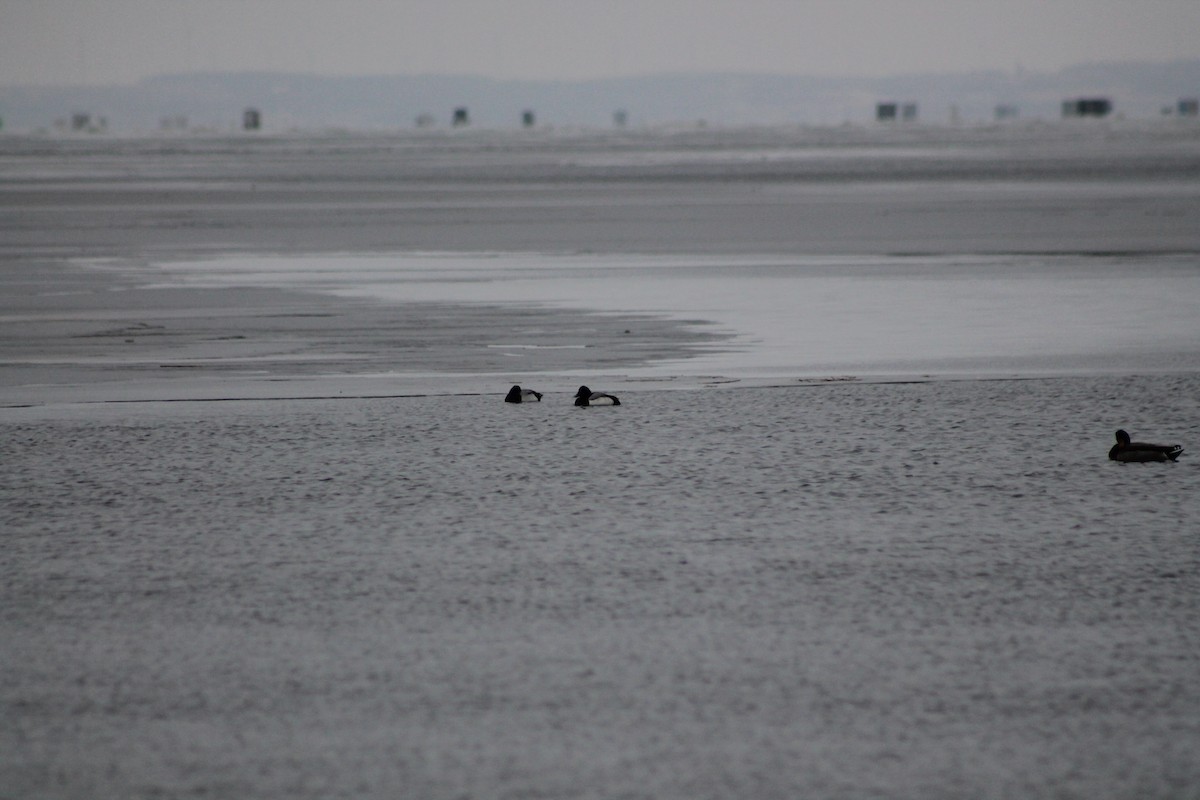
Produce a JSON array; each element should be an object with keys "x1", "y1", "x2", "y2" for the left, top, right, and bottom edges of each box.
[{"x1": 3, "y1": 59, "x2": 1200, "y2": 131}]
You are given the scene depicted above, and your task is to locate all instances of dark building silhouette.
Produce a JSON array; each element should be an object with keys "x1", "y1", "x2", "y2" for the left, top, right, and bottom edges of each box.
[
  {"x1": 243, "y1": 108, "x2": 261, "y2": 130},
  {"x1": 522, "y1": 110, "x2": 536, "y2": 128},
  {"x1": 1179, "y1": 98, "x2": 1199, "y2": 117},
  {"x1": 452, "y1": 107, "x2": 470, "y2": 127},
  {"x1": 67, "y1": 113, "x2": 105, "y2": 133},
  {"x1": 1062, "y1": 98, "x2": 1112, "y2": 118},
  {"x1": 875, "y1": 102, "x2": 897, "y2": 121}
]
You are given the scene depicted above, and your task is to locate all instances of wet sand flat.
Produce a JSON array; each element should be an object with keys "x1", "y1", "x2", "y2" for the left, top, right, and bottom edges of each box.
[{"x1": 0, "y1": 257, "x2": 729, "y2": 406}]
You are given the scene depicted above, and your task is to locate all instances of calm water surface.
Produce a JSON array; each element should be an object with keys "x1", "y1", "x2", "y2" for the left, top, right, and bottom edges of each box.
[{"x1": 143, "y1": 251, "x2": 1200, "y2": 380}]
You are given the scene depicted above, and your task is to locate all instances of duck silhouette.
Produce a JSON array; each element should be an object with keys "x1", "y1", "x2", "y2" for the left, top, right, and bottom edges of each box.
[
  {"x1": 504, "y1": 385, "x2": 543, "y2": 403},
  {"x1": 1108, "y1": 429, "x2": 1183, "y2": 462},
  {"x1": 574, "y1": 385, "x2": 620, "y2": 407}
]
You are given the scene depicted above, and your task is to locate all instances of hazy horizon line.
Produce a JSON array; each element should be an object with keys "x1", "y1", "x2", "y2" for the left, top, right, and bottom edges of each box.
[{"x1": 6, "y1": 56, "x2": 1199, "y2": 90}]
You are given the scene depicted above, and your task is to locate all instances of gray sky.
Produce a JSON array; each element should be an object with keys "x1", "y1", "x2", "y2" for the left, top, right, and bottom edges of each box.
[{"x1": 3, "y1": 0, "x2": 1199, "y2": 86}]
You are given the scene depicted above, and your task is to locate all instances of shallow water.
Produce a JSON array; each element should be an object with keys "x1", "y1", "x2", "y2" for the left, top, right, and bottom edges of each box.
[
  {"x1": 144, "y1": 250, "x2": 1200, "y2": 381},
  {"x1": 4, "y1": 376, "x2": 1199, "y2": 798}
]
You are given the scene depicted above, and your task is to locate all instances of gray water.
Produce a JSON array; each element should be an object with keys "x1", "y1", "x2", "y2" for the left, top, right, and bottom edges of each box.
[
  {"x1": 4, "y1": 124, "x2": 1200, "y2": 798},
  {"x1": 4, "y1": 375, "x2": 1200, "y2": 799}
]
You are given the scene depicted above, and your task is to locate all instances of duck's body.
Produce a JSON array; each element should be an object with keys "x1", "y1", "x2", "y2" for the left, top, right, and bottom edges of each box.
[
  {"x1": 504, "y1": 385, "x2": 543, "y2": 403},
  {"x1": 1109, "y1": 429, "x2": 1183, "y2": 462},
  {"x1": 574, "y1": 385, "x2": 620, "y2": 407}
]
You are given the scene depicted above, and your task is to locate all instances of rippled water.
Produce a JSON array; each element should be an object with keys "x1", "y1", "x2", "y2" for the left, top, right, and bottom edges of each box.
[
  {"x1": 4, "y1": 374, "x2": 1199, "y2": 798},
  {"x1": 5, "y1": 124, "x2": 1200, "y2": 798}
]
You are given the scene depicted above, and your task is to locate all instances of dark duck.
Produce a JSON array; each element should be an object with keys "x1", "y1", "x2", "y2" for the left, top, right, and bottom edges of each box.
[
  {"x1": 574, "y1": 385, "x2": 620, "y2": 407},
  {"x1": 1108, "y1": 429, "x2": 1184, "y2": 462},
  {"x1": 504, "y1": 385, "x2": 543, "y2": 403}
]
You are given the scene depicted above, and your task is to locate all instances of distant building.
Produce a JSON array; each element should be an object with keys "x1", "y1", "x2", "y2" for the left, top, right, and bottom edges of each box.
[
  {"x1": 68, "y1": 113, "x2": 106, "y2": 133},
  {"x1": 243, "y1": 108, "x2": 261, "y2": 130},
  {"x1": 1179, "y1": 98, "x2": 1199, "y2": 117},
  {"x1": 1062, "y1": 98, "x2": 1112, "y2": 118},
  {"x1": 994, "y1": 104, "x2": 1019, "y2": 121},
  {"x1": 613, "y1": 109, "x2": 628, "y2": 128},
  {"x1": 415, "y1": 113, "x2": 435, "y2": 128},
  {"x1": 522, "y1": 110, "x2": 536, "y2": 128},
  {"x1": 452, "y1": 107, "x2": 470, "y2": 127},
  {"x1": 877, "y1": 102, "x2": 919, "y2": 123}
]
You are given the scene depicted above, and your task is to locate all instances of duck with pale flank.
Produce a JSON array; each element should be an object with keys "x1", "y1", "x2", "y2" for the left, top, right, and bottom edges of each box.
[
  {"x1": 574, "y1": 385, "x2": 620, "y2": 407},
  {"x1": 504, "y1": 385, "x2": 543, "y2": 403},
  {"x1": 1108, "y1": 429, "x2": 1184, "y2": 462}
]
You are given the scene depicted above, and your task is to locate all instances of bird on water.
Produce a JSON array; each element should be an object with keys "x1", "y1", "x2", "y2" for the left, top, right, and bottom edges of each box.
[
  {"x1": 504, "y1": 385, "x2": 543, "y2": 403},
  {"x1": 1108, "y1": 429, "x2": 1183, "y2": 462},
  {"x1": 574, "y1": 385, "x2": 620, "y2": 407}
]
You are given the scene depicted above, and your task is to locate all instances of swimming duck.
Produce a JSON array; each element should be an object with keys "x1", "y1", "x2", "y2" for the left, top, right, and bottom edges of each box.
[
  {"x1": 504, "y1": 385, "x2": 543, "y2": 403},
  {"x1": 574, "y1": 385, "x2": 620, "y2": 407},
  {"x1": 1108, "y1": 429, "x2": 1183, "y2": 462}
]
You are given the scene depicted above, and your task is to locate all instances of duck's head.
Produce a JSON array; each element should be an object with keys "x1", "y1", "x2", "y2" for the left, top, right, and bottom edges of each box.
[
  {"x1": 575, "y1": 385, "x2": 592, "y2": 399},
  {"x1": 1115, "y1": 429, "x2": 1131, "y2": 445},
  {"x1": 505, "y1": 385, "x2": 523, "y2": 402}
]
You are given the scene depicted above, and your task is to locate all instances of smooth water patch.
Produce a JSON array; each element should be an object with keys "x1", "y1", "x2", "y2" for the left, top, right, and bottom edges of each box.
[{"x1": 116, "y1": 251, "x2": 1200, "y2": 379}]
